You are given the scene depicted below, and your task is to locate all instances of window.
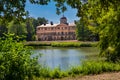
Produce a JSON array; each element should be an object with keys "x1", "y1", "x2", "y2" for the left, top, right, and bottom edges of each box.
[
  {"x1": 38, "y1": 28, "x2": 40, "y2": 30},
  {"x1": 47, "y1": 27, "x2": 49, "y2": 30},
  {"x1": 45, "y1": 28, "x2": 47, "y2": 30},
  {"x1": 61, "y1": 32, "x2": 63, "y2": 35},
  {"x1": 51, "y1": 27, "x2": 53, "y2": 30},
  {"x1": 72, "y1": 26, "x2": 75, "y2": 29},
  {"x1": 65, "y1": 32, "x2": 67, "y2": 35}
]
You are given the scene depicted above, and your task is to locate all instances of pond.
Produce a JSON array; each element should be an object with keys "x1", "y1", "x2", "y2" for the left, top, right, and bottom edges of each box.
[{"x1": 33, "y1": 47, "x2": 99, "y2": 70}]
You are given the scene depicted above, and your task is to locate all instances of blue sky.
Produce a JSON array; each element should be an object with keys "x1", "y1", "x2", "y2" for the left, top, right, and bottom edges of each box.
[{"x1": 25, "y1": 1, "x2": 79, "y2": 24}]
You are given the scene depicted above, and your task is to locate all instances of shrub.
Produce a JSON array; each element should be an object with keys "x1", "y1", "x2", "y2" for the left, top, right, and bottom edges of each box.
[
  {"x1": 67, "y1": 61, "x2": 120, "y2": 76},
  {"x1": 0, "y1": 34, "x2": 40, "y2": 80},
  {"x1": 68, "y1": 66, "x2": 82, "y2": 76},
  {"x1": 39, "y1": 66, "x2": 51, "y2": 78},
  {"x1": 51, "y1": 42, "x2": 97, "y2": 47},
  {"x1": 81, "y1": 61, "x2": 120, "y2": 75}
]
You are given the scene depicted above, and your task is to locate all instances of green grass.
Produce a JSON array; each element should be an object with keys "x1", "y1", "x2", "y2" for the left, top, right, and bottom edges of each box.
[
  {"x1": 24, "y1": 41, "x2": 97, "y2": 47},
  {"x1": 51, "y1": 42, "x2": 97, "y2": 47},
  {"x1": 34, "y1": 67, "x2": 69, "y2": 79},
  {"x1": 51, "y1": 42, "x2": 81, "y2": 47},
  {"x1": 24, "y1": 41, "x2": 51, "y2": 46},
  {"x1": 80, "y1": 61, "x2": 120, "y2": 75},
  {"x1": 68, "y1": 61, "x2": 120, "y2": 75},
  {"x1": 33, "y1": 61, "x2": 120, "y2": 79}
]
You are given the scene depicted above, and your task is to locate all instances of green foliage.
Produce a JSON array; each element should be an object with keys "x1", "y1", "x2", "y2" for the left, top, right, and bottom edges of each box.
[
  {"x1": 71, "y1": 0, "x2": 120, "y2": 62},
  {"x1": 81, "y1": 61, "x2": 120, "y2": 75},
  {"x1": 25, "y1": 42, "x2": 51, "y2": 46},
  {"x1": 33, "y1": 66, "x2": 68, "y2": 79},
  {"x1": 0, "y1": 19, "x2": 8, "y2": 37},
  {"x1": 68, "y1": 66, "x2": 82, "y2": 76},
  {"x1": 76, "y1": 20, "x2": 96, "y2": 41},
  {"x1": 0, "y1": 0, "x2": 26, "y2": 22},
  {"x1": 51, "y1": 42, "x2": 97, "y2": 47},
  {"x1": 32, "y1": 17, "x2": 48, "y2": 34},
  {"x1": 1, "y1": 16, "x2": 49, "y2": 41},
  {"x1": 34, "y1": 61, "x2": 120, "y2": 79},
  {"x1": 8, "y1": 20, "x2": 27, "y2": 41},
  {"x1": 26, "y1": 17, "x2": 35, "y2": 41},
  {"x1": 67, "y1": 61, "x2": 120, "y2": 76},
  {"x1": 97, "y1": 7, "x2": 120, "y2": 62},
  {"x1": 0, "y1": 25, "x2": 8, "y2": 37},
  {"x1": 24, "y1": 41, "x2": 98, "y2": 47},
  {"x1": 51, "y1": 42, "x2": 81, "y2": 47},
  {"x1": 38, "y1": 66, "x2": 51, "y2": 78},
  {"x1": 50, "y1": 67, "x2": 64, "y2": 78},
  {"x1": 0, "y1": 34, "x2": 40, "y2": 80},
  {"x1": 1, "y1": 0, "x2": 120, "y2": 78},
  {"x1": 82, "y1": 0, "x2": 120, "y2": 62},
  {"x1": 37, "y1": 17, "x2": 48, "y2": 25},
  {"x1": 25, "y1": 17, "x2": 48, "y2": 41},
  {"x1": 24, "y1": 41, "x2": 97, "y2": 47}
]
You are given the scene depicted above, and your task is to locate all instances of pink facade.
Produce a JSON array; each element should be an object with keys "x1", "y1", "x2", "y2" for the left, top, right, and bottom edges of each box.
[{"x1": 36, "y1": 17, "x2": 76, "y2": 41}]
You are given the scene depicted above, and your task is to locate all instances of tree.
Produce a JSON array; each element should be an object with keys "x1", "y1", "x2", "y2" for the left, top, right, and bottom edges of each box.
[
  {"x1": 76, "y1": 20, "x2": 95, "y2": 41},
  {"x1": 37, "y1": 17, "x2": 48, "y2": 25},
  {"x1": 0, "y1": 0, "x2": 26, "y2": 22},
  {"x1": 80, "y1": 0, "x2": 120, "y2": 62},
  {"x1": 46, "y1": 0, "x2": 120, "y2": 62},
  {"x1": 25, "y1": 17, "x2": 48, "y2": 41},
  {"x1": 0, "y1": 34, "x2": 40, "y2": 80},
  {"x1": 0, "y1": 0, "x2": 82, "y2": 23},
  {"x1": 0, "y1": 25, "x2": 8, "y2": 37},
  {"x1": 1, "y1": 0, "x2": 120, "y2": 62},
  {"x1": 26, "y1": 17, "x2": 35, "y2": 41},
  {"x1": 8, "y1": 20, "x2": 27, "y2": 41},
  {"x1": 0, "y1": 19, "x2": 8, "y2": 37},
  {"x1": 32, "y1": 17, "x2": 48, "y2": 32}
]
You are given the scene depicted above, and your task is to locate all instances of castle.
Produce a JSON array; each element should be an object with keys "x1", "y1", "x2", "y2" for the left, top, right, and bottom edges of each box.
[{"x1": 36, "y1": 16, "x2": 76, "y2": 41}]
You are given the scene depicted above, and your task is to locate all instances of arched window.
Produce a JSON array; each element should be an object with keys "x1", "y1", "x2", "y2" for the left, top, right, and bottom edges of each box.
[{"x1": 61, "y1": 32, "x2": 64, "y2": 35}]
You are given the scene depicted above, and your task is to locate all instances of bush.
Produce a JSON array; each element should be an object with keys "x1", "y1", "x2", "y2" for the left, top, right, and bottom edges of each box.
[
  {"x1": 67, "y1": 61, "x2": 120, "y2": 76},
  {"x1": 51, "y1": 42, "x2": 97, "y2": 47},
  {"x1": 68, "y1": 66, "x2": 82, "y2": 76},
  {"x1": 0, "y1": 34, "x2": 40, "y2": 80},
  {"x1": 81, "y1": 61, "x2": 120, "y2": 75},
  {"x1": 50, "y1": 67, "x2": 68, "y2": 79},
  {"x1": 25, "y1": 42, "x2": 51, "y2": 46},
  {"x1": 39, "y1": 66, "x2": 51, "y2": 78}
]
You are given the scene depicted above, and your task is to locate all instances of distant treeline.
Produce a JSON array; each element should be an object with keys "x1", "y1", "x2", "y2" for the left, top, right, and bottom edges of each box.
[{"x1": 0, "y1": 17, "x2": 48, "y2": 41}]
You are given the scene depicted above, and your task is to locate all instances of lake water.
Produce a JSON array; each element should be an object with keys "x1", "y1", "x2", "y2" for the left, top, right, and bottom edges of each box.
[{"x1": 33, "y1": 47, "x2": 99, "y2": 70}]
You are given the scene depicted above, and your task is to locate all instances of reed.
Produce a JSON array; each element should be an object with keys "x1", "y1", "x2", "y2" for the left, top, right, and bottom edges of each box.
[
  {"x1": 51, "y1": 42, "x2": 97, "y2": 47},
  {"x1": 34, "y1": 61, "x2": 120, "y2": 79}
]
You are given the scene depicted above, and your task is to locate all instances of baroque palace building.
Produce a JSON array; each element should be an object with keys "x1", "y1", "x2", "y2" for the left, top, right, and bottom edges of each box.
[{"x1": 36, "y1": 16, "x2": 76, "y2": 41}]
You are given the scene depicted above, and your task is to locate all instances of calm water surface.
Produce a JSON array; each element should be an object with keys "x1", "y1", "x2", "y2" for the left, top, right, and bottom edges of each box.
[{"x1": 33, "y1": 47, "x2": 99, "y2": 70}]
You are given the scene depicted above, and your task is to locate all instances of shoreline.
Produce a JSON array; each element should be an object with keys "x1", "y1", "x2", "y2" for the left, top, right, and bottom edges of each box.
[{"x1": 24, "y1": 41, "x2": 98, "y2": 47}]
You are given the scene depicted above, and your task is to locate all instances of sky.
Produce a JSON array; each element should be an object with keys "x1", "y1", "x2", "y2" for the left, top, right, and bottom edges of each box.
[{"x1": 25, "y1": 1, "x2": 79, "y2": 24}]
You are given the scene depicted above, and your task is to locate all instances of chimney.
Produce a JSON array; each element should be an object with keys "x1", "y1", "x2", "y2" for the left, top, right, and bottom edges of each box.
[
  {"x1": 43, "y1": 22, "x2": 46, "y2": 25},
  {"x1": 50, "y1": 21, "x2": 53, "y2": 25},
  {"x1": 43, "y1": 23, "x2": 46, "y2": 26}
]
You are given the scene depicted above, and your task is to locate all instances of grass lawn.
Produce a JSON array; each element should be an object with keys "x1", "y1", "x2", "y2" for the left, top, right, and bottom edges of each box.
[{"x1": 24, "y1": 40, "x2": 98, "y2": 47}]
